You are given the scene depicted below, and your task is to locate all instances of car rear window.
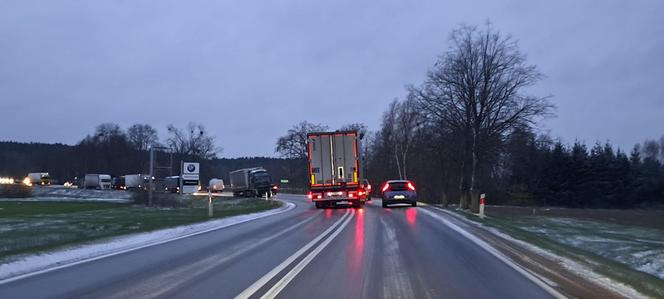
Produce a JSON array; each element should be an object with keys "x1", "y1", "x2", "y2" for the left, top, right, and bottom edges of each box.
[{"x1": 389, "y1": 182, "x2": 408, "y2": 191}]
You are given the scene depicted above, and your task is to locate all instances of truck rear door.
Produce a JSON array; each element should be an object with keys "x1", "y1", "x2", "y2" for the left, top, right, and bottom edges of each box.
[{"x1": 308, "y1": 132, "x2": 359, "y2": 186}]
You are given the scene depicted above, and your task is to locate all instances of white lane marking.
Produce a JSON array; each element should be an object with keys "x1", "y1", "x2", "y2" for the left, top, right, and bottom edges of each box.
[
  {"x1": 0, "y1": 201, "x2": 296, "y2": 286},
  {"x1": 380, "y1": 217, "x2": 415, "y2": 299},
  {"x1": 235, "y1": 209, "x2": 351, "y2": 299},
  {"x1": 108, "y1": 214, "x2": 319, "y2": 299},
  {"x1": 261, "y1": 210, "x2": 355, "y2": 299},
  {"x1": 419, "y1": 208, "x2": 566, "y2": 299}
]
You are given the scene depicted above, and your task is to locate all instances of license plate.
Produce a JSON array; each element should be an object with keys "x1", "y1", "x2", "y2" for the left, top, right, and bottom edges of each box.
[
  {"x1": 336, "y1": 201, "x2": 350, "y2": 205},
  {"x1": 394, "y1": 195, "x2": 405, "y2": 199}
]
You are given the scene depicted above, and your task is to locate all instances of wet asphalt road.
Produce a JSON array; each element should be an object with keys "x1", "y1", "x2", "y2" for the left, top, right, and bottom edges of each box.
[{"x1": 0, "y1": 194, "x2": 555, "y2": 299}]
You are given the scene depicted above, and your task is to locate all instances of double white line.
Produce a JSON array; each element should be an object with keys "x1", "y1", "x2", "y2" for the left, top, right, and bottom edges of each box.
[{"x1": 236, "y1": 209, "x2": 355, "y2": 299}]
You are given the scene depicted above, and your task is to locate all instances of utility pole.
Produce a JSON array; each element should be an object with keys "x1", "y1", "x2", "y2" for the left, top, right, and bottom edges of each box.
[{"x1": 148, "y1": 146, "x2": 170, "y2": 207}]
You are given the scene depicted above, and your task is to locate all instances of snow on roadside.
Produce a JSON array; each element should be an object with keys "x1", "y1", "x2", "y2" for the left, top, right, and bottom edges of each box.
[
  {"x1": 483, "y1": 225, "x2": 650, "y2": 299},
  {"x1": 518, "y1": 217, "x2": 664, "y2": 280},
  {"x1": 0, "y1": 201, "x2": 295, "y2": 283},
  {"x1": 432, "y1": 207, "x2": 650, "y2": 299}
]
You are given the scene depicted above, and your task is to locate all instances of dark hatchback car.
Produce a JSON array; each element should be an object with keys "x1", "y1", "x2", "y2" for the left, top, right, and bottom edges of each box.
[{"x1": 380, "y1": 180, "x2": 417, "y2": 208}]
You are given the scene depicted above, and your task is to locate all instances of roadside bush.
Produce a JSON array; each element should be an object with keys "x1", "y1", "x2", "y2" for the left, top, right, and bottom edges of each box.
[{"x1": 0, "y1": 184, "x2": 32, "y2": 198}]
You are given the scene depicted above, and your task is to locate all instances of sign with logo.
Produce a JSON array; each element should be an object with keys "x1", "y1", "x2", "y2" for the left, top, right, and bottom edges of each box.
[{"x1": 181, "y1": 162, "x2": 200, "y2": 180}]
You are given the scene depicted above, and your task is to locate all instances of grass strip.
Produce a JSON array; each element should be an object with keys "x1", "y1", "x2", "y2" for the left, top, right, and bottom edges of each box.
[{"x1": 0, "y1": 199, "x2": 281, "y2": 261}]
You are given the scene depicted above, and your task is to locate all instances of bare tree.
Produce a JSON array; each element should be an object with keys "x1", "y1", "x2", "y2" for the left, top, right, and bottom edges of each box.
[
  {"x1": 340, "y1": 123, "x2": 368, "y2": 139},
  {"x1": 127, "y1": 124, "x2": 159, "y2": 151},
  {"x1": 166, "y1": 123, "x2": 218, "y2": 160},
  {"x1": 413, "y1": 23, "x2": 552, "y2": 211},
  {"x1": 393, "y1": 96, "x2": 423, "y2": 179},
  {"x1": 641, "y1": 139, "x2": 661, "y2": 162},
  {"x1": 275, "y1": 121, "x2": 328, "y2": 159},
  {"x1": 93, "y1": 123, "x2": 125, "y2": 144}
]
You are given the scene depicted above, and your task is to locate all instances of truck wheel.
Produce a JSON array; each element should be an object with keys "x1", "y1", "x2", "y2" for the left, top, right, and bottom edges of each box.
[
  {"x1": 315, "y1": 202, "x2": 324, "y2": 209},
  {"x1": 382, "y1": 201, "x2": 388, "y2": 208},
  {"x1": 411, "y1": 202, "x2": 417, "y2": 207}
]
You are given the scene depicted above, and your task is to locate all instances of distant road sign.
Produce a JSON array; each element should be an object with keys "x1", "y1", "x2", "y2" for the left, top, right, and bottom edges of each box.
[{"x1": 280, "y1": 179, "x2": 289, "y2": 184}]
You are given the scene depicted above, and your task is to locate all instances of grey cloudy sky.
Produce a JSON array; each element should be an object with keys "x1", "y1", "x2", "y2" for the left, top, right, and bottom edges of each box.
[{"x1": 1, "y1": 0, "x2": 662, "y2": 157}]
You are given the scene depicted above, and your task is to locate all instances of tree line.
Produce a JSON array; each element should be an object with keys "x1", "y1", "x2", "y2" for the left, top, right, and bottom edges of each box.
[
  {"x1": 364, "y1": 24, "x2": 664, "y2": 210},
  {"x1": 274, "y1": 24, "x2": 664, "y2": 209},
  {"x1": 0, "y1": 122, "x2": 295, "y2": 186}
]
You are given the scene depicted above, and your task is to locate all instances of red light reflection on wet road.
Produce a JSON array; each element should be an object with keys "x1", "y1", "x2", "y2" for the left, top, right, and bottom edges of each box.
[{"x1": 406, "y1": 208, "x2": 417, "y2": 228}]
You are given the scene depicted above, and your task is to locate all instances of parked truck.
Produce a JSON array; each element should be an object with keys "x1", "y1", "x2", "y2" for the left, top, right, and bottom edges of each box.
[
  {"x1": 27, "y1": 172, "x2": 50, "y2": 185},
  {"x1": 307, "y1": 130, "x2": 366, "y2": 208},
  {"x1": 84, "y1": 174, "x2": 112, "y2": 190},
  {"x1": 229, "y1": 167, "x2": 272, "y2": 197},
  {"x1": 125, "y1": 174, "x2": 150, "y2": 190}
]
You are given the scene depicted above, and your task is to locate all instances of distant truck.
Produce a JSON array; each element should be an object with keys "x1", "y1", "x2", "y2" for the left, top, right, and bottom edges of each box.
[
  {"x1": 164, "y1": 175, "x2": 200, "y2": 194},
  {"x1": 229, "y1": 167, "x2": 272, "y2": 197},
  {"x1": 112, "y1": 176, "x2": 126, "y2": 190},
  {"x1": 208, "y1": 178, "x2": 225, "y2": 192},
  {"x1": 84, "y1": 174, "x2": 112, "y2": 190},
  {"x1": 27, "y1": 172, "x2": 50, "y2": 185},
  {"x1": 125, "y1": 174, "x2": 150, "y2": 190},
  {"x1": 307, "y1": 130, "x2": 366, "y2": 208}
]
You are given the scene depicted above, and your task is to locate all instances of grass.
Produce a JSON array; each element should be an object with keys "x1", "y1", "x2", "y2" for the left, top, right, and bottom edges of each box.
[
  {"x1": 0, "y1": 198, "x2": 281, "y2": 261},
  {"x1": 443, "y1": 208, "x2": 664, "y2": 299}
]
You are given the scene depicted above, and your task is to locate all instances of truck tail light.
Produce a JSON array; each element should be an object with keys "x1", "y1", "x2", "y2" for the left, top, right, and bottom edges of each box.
[
  {"x1": 381, "y1": 183, "x2": 390, "y2": 193},
  {"x1": 307, "y1": 192, "x2": 313, "y2": 200},
  {"x1": 407, "y1": 181, "x2": 416, "y2": 191}
]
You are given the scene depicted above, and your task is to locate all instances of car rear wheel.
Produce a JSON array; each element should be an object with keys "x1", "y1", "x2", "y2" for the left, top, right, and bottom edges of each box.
[
  {"x1": 382, "y1": 201, "x2": 388, "y2": 208},
  {"x1": 411, "y1": 202, "x2": 417, "y2": 207},
  {"x1": 315, "y1": 202, "x2": 324, "y2": 209}
]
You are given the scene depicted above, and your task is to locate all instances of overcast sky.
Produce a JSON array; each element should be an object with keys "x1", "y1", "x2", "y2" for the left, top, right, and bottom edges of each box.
[{"x1": 1, "y1": 0, "x2": 662, "y2": 157}]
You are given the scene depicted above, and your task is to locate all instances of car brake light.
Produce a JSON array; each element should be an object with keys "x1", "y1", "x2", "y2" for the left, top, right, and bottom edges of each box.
[
  {"x1": 307, "y1": 192, "x2": 312, "y2": 200},
  {"x1": 407, "y1": 181, "x2": 416, "y2": 191},
  {"x1": 381, "y1": 183, "x2": 390, "y2": 192}
]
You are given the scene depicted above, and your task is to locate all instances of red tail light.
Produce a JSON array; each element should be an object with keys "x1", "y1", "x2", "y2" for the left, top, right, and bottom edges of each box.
[
  {"x1": 307, "y1": 192, "x2": 312, "y2": 200},
  {"x1": 381, "y1": 183, "x2": 390, "y2": 192},
  {"x1": 407, "y1": 181, "x2": 416, "y2": 191}
]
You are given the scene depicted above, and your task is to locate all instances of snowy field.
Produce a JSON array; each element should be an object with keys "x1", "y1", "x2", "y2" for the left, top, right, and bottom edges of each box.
[
  {"x1": 508, "y1": 216, "x2": 664, "y2": 280},
  {"x1": 24, "y1": 186, "x2": 134, "y2": 202}
]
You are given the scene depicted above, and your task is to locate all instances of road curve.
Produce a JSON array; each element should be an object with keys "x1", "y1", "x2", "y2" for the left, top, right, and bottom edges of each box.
[{"x1": 0, "y1": 194, "x2": 556, "y2": 299}]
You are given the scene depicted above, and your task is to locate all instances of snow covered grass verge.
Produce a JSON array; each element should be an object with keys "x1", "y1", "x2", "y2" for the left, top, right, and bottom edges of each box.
[
  {"x1": 443, "y1": 207, "x2": 664, "y2": 299},
  {"x1": 0, "y1": 198, "x2": 285, "y2": 272}
]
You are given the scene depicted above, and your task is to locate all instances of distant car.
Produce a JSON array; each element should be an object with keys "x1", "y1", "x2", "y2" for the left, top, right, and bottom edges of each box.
[
  {"x1": 208, "y1": 178, "x2": 225, "y2": 192},
  {"x1": 380, "y1": 180, "x2": 417, "y2": 208}
]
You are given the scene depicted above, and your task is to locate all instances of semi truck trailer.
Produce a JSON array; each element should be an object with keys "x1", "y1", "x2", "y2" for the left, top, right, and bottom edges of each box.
[
  {"x1": 27, "y1": 172, "x2": 50, "y2": 185},
  {"x1": 229, "y1": 167, "x2": 272, "y2": 197},
  {"x1": 307, "y1": 130, "x2": 366, "y2": 208},
  {"x1": 84, "y1": 174, "x2": 112, "y2": 190}
]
